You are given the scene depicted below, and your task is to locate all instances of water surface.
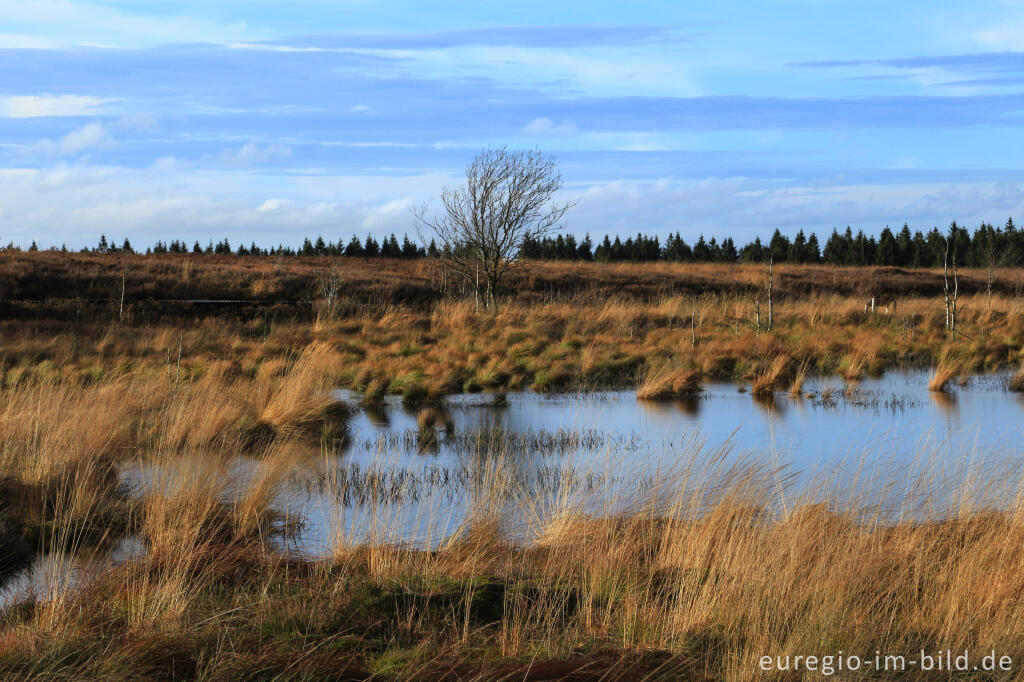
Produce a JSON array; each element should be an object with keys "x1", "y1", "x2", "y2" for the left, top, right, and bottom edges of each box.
[{"x1": 5, "y1": 370, "x2": 1022, "y2": 605}]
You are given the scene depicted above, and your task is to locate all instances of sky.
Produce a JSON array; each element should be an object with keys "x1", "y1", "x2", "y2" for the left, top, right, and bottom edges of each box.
[{"x1": 2, "y1": 1, "x2": 1024, "y2": 249}]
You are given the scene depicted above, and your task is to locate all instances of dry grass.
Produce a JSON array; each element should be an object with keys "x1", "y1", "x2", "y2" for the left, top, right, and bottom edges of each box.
[
  {"x1": 637, "y1": 362, "x2": 701, "y2": 400},
  {"x1": 258, "y1": 342, "x2": 348, "y2": 440},
  {"x1": 752, "y1": 353, "x2": 795, "y2": 397},
  {"x1": 2, "y1": 254, "x2": 1024, "y2": 677},
  {"x1": 929, "y1": 351, "x2": 962, "y2": 392},
  {"x1": 1011, "y1": 363, "x2": 1024, "y2": 392},
  {"x1": 0, "y1": 358, "x2": 1022, "y2": 678},
  {"x1": 787, "y1": 358, "x2": 810, "y2": 396},
  {"x1": 2, "y1": 252, "x2": 1024, "y2": 400},
  {"x1": 5, "y1": 286, "x2": 1022, "y2": 402}
]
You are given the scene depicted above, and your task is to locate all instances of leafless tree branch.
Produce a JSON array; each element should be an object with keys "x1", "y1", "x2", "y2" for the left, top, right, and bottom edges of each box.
[{"x1": 412, "y1": 147, "x2": 574, "y2": 308}]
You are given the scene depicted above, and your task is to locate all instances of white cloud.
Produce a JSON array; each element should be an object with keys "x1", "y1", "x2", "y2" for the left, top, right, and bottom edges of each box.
[
  {"x1": 150, "y1": 155, "x2": 190, "y2": 172},
  {"x1": 31, "y1": 160, "x2": 116, "y2": 189},
  {"x1": 350, "y1": 104, "x2": 372, "y2": 113},
  {"x1": 352, "y1": 44, "x2": 704, "y2": 98},
  {"x1": 0, "y1": 0, "x2": 255, "y2": 49},
  {"x1": 0, "y1": 163, "x2": 454, "y2": 247},
  {"x1": 257, "y1": 198, "x2": 295, "y2": 212},
  {"x1": 361, "y1": 196, "x2": 416, "y2": 230},
  {"x1": 0, "y1": 94, "x2": 114, "y2": 118},
  {"x1": 29, "y1": 121, "x2": 118, "y2": 156},
  {"x1": 4, "y1": 161, "x2": 1021, "y2": 251},
  {"x1": 522, "y1": 117, "x2": 578, "y2": 137},
  {"x1": 566, "y1": 176, "x2": 1024, "y2": 239},
  {"x1": 220, "y1": 141, "x2": 292, "y2": 165}
]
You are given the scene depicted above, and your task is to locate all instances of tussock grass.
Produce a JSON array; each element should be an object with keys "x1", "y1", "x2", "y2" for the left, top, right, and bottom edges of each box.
[
  {"x1": 4, "y1": 256, "x2": 1024, "y2": 399},
  {"x1": 258, "y1": 342, "x2": 347, "y2": 439},
  {"x1": 1010, "y1": 363, "x2": 1024, "y2": 392},
  {"x1": 2, "y1": 286, "x2": 1024, "y2": 399},
  {"x1": 929, "y1": 351, "x2": 962, "y2": 392},
  {"x1": 752, "y1": 353, "x2": 795, "y2": 397},
  {"x1": 4, "y1": 425, "x2": 1024, "y2": 679},
  {"x1": 637, "y1": 362, "x2": 701, "y2": 400},
  {"x1": 788, "y1": 357, "x2": 810, "y2": 396},
  {"x1": 2, "y1": 255, "x2": 1024, "y2": 675}
]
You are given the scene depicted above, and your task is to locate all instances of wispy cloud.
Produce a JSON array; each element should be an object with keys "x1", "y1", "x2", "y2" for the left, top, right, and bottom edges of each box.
[
  {"x1": 29, "y1": 121, "x2": 118, "y2": 156},
  {"x1": 257, "y1": 197, "x2": 295, "y2": 211},
  {"x1": 522, "y1": 117, "x2": 578, "y2": 136},
  {"x1": 2, "y1": 6, "x2": 1024, "y2": 245},
  {"x1": 219, "y1": 142, "x2": 292, "y2": 165},
  {"x1": 0, "y1": 94, "x2": 114, "y2": 118},
  {"x1": 791, "y1": 52, "x2": 1024, "y2": 72},
  {"x1": 266, "y1": 26, "x2": 694, "y2": 51}
]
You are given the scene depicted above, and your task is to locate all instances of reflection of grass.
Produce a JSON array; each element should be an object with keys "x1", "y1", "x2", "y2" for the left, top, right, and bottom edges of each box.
[{"x1": 2, "y1": 359, "x2": 1024, "y2": 678}]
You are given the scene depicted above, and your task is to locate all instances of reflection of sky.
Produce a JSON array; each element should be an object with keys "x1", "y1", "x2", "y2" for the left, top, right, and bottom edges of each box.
[
  {"x1": 278, "y1": 370, "x2": 1024, "y2": 554},
  {"x1": 9, "y1": 370, "x2": 1022, "y2": 582},
  {"x1": 6, "y1": 3, "x2": 1024, "y2": 245},
  {"x1": 339, "y1": 370, "x2": 1023, "y2": 474},
  {"x1": 0, "y1": 536, "x2": 143, "y2": 609}
]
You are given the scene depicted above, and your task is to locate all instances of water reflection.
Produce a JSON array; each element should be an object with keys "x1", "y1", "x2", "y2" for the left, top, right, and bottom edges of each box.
[
  {"x1": 5, "y1": 370, "x2": 1022, "y2": 598},
  {"x1": 0, "y1": 536, "x2": 144, "y2": 609},
  {"x1": 929, "y1": 389, "x2": 958, "y2": 414},
  {"x1": 334, "y1": 371, "x2": 1020, "y2": 477}
]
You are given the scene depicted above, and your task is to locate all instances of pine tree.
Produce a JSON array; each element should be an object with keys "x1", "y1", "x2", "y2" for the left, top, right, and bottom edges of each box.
[
  {"x1": 345, "y1": 235, "x2": 364, "y2": 257},
  {"x1": 877, "y1": 227, "x2": 897, "y2": 266},
  {"x1": 364, "y1": 235, "x2": 379, "y2": 257}
]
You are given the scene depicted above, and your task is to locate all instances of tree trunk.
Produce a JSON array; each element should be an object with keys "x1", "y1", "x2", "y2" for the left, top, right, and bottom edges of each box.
[
  {"x1": 943, "y1": 240, "x2": 958, "y2": 339},
  {"x1": 119, "y1": 264, "x2": 127, "y2": 323}
]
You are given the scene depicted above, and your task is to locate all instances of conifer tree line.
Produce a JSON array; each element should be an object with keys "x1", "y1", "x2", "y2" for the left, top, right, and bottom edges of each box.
[
  {"x1": 17, "y1": 218, "x2": 1024, "y2": 268},
  {"x1": 522, "y1": 219, "x2": 1024, "y2": 268}
]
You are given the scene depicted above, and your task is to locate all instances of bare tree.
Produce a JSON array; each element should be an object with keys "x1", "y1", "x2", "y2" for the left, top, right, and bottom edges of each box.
[
  {"x1": 316, "y1": 261, "x2": 344, "y2": 326},
  {"x1": 943, "y1": 232, "x2": 959, "y2": 339},
  {"x1": 119, "y1": 254, "x2": 129, "y2": 323},
  {"x1": 413, "y1": 147, "x2": 573, "y2": 308},
  {"x1": 978, "y1": 222, "x2": 1002, "y2": 314}
]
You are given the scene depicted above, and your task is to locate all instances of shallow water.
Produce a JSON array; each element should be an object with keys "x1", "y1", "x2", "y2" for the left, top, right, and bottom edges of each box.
[
  {"x1": 279, "y1": 370, "x2": 1024, "y2": 554},
  {"x1": 335, "y1": 370, "x2": 1024, "y2": 474},
  {"x1": 0, "y1": 537, "x2": 144, "y2": 610},
  {"x1": 4, "y1": 370, "x2": 1023, "y2": 604}
]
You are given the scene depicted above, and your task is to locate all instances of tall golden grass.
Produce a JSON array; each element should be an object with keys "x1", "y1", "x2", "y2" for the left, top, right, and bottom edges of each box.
[
  {"x1": 4, "y1": 284, "x2": 1022, "y2": 400},
  {"x1": 1011, "y1": 363, "x2": 1024, "y2": 392},
  {"x1": 637, "y1": 361, "x2": 701, "y2": 400},
  {"x1": 928, "y1": 350, "x2": 962, "y2": 392},
  {"x1": 1, "y1": 353, "x2": 1023, "y2": 678}
]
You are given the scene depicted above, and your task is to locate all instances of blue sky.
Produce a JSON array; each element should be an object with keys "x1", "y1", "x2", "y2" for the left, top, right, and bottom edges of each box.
[{"x1": 2, "y1": 1, "x2": 1024, "y2": 248}]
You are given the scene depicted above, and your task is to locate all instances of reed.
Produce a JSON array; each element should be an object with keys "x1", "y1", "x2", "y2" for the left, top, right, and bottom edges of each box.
[
  {"x1": 928, "y1": 352, "x2": 961, "y2": 392},
  {"x1": 1, "y1": 373, "x2": 1023, "y2": 679},
  {"x1": 752, "y1": 353, "x2": 794, "y2": 397},
  {"x1": 2, "y1": 287, "x2": 1023, "y2": 399},
  {"x1": 788, "y1": 357, "x2": 810, "y2": 396},
  {"x1": 1010, "y1": 363, "x2": 1024, "y2": 392},
  {"x1": 637, "y1": 361, "x2": 702, "y2": 400},
  {"x1": 2, "y1": 284, "x2": 1024, "y2": 677}
]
